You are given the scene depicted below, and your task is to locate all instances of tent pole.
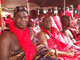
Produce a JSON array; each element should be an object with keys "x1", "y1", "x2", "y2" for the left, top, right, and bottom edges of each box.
[
  {"x1": 0, "y1": 1, "x2": 4, "y2": 30},
  {"x1": 64, "y1": 0, "x2": 66, "y2": 15},
  {"x1": 27, "y1": 1, "x2": 30, "y2": 15},
  {"x1": 72, "y1": 5, "x2": 74, "y2": 17}
]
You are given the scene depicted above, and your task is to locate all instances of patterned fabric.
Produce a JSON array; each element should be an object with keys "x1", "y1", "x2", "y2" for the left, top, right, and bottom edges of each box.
[
  {"x1": 9, "y1": 49, "x2": 25, "y2": 60},
  {"x1": 32, "y1": 35, "x2": 39, "y2": 46},
  {"x1": 28, "y1": 27, "x2": 39, "y2": 46},
  {"x1": 33, "y1": 44, "x2": 58, "y2": 60}
]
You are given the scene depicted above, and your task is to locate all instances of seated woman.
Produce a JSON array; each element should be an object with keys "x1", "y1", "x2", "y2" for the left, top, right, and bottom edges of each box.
[{"x1": 37, "y1": 15, "x2": 80, "y2": 60}]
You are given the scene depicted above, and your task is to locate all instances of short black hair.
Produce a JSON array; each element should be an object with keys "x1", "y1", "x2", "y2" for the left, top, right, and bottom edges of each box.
[
  {"x1": 14, "y1": 6, "x2": 28, "y2": 17},
  {"x1": 61, "y1": 15, "x2": 70, "y2": 25}
]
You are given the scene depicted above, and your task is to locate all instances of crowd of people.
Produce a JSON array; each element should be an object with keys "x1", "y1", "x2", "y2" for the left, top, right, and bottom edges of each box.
[{"x1": 0, "y1": 6, "x2": 80, "y2": 60}]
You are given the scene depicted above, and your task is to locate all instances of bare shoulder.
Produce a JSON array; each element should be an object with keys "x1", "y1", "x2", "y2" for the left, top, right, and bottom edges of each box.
[
  {"x1": 0, "y1": 31, "x2": 16, "y2": 60},
  {"x1": 37, "y1": 31, "x2": 48, "y2": 47},
  {"x1": 37, "y1": 31, "x2": 46, "y2": 37},
  {"x1": 0, "y1": 31, "x2": 13, "y2": 37},
  {"x1": 0, "y1": 31, "x2": 13, "y2": 43},
  {"x1": 37, "y1": 31, "x2": 47, "y2": 43}
]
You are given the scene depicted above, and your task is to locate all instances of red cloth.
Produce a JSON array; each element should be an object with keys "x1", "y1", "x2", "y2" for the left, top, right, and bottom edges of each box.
[
  {"x1": 9, "y1": 22, "x2": 36, "y2": 60},
  {"x1": 69, "y1": 28, "x2": 80, "y2": 41},
  {"x1": 75, "y1": 14, "x2": 80, "y2": 19},
  {"x1": 41, "y1": 26, "x2": 80, "y2": 60},
  {"x1": 53, "y1": 16, "x2": 62, "y2": 31},
  {"x1": 5, "y1": 18, "x2": 13, "y2": 25},
  {"x1": 78, "y1": 4, "x2": 80, "y2": 10},
  {"x1": 68, "y1": 28, "x2": 77, "y2": 39},
  {"x1": 1, "y1": 0, "x2": 4, "y2": 4},
  {"x1": 75, "y1": 33, "x2": 80, "y2": 41},
  {"x1": 67, "y1": 28, "x2": 80, "y2": 46}
]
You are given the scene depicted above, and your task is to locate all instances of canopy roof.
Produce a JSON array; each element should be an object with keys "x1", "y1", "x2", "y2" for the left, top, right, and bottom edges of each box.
[
  {"x1": 1, "y1": 0, "x2": 80, "y2": 10},
  {"x1": 30, "y1": 0, "x2": 80, "y2": 7}
]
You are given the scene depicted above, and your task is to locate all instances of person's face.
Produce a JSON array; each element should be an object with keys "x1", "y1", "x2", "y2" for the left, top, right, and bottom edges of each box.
[
  {"x1": 62, "y1": 17, "x2": 70, "y2": 29},
  {"x1": 14, "y1": 11, "x2": 28, "y2": 30},
  {"x1": 65, "y1": 18, "x2": 70, "y2": 27},
  {"x1": 43, "y1": 17, "x2": 52, "y2": 30}
]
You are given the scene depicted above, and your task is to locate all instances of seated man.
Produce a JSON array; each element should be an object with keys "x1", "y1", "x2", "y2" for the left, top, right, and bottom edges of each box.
[
  {"x1": 73, "y1": 20, "x2": 80, "y2": 41},
  {"x1": 61, "y1": 15, "x2": 77, "y2": 43},
  {"x1": 61, "y1": 15, "x2": 80, "y2": 47},
  {"x1": 37, "y1": 15, "x2": 80, "y2": 60},
  {"x1": 0, "y1": 6, "x2": 36, "y2": 60}
]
